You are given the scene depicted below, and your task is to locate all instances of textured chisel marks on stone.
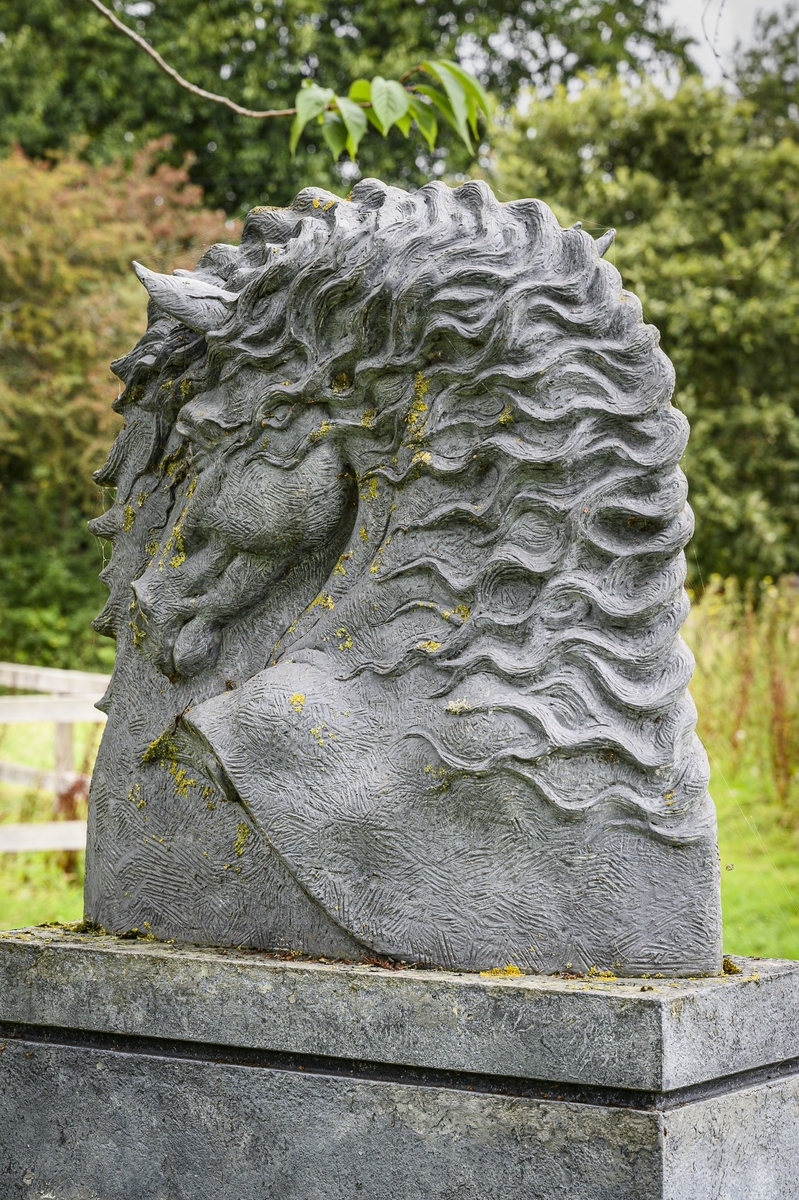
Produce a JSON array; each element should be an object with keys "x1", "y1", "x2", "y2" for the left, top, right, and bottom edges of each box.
[{"x1": 87, "y1": 178, "x2": 722, "y2": 976}]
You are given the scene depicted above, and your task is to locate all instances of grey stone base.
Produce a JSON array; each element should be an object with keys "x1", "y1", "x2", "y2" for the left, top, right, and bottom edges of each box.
[{"x1": 0, "y1": 929, "x2": 797, "y2": 1200}]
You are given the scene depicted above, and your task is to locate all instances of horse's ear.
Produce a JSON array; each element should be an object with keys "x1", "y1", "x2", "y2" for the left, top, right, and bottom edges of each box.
[
  {"x1": 133, "y1": 262, "x2": 239, "y2": 332},
  {"x1": 594, "y1": 229, "x2": 616, "y2": 258}
]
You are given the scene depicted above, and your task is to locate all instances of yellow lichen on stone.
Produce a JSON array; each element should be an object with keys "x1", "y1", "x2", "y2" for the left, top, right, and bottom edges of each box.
[
  {"x1": 322, "y1": 199, "x2": 336, "y2": 211},
  {"x1": 158, "y1": 504, "x2": 189, "y2": 570},
  {"x1": 480, "y1": 964, "x2": 523, "y2": 978},
  {"x1": 359, "y1": 526, "x2": 369, "y2": 541},
  {"x1": 498, "y1": 403, "x2": 514, "y2": 425},
  {"x1": 312, "y1": 198, "x2": 321, "y2": 209},
  {"x1": 445, "y1": 699, "x2": 473, "y2": 714},
  {"x1": 360, "y1": 408, "x2": 376, "y2": 428},
  {"x1": 141, "y1": 728, "x2": 177, "y2": 765},
  {"x1": 333, "y1": 372, "x2": 352, "y2": 393},
  {"x1": 310, "y1": 592, "x2": 335, "y2": 611},
  {"x1": 336, "y1": 626, "x2": 353, "y2": 650},
  {"x1": 417, "y1": 639, "x2": 442, "y2": 652},
  {"x1": 233, "y1": 823, "x2": 250, "y2": 856},
  {"x1": 424, "y1": 763, "x2": 451, "y2": 791},
  {"x1": 163, "y1": 448, "x2": 186, "y2": 478},
  {"x1": 137, "y1": 491, "x2": 146, "y2": 508},
  {"x1": 412, "y1": 450, "x2": 432, "y2": 464},
  {"x1": 453, "y1": 603, "x2": 471, "y2": 621},
  {"x1": 333, "y1": 553, "x2": 351, "y2": 577},
  {"x1": 414, "y1": 371, "x2": 430, "y2": 401},
  {"x1": 311, "y1": 419, "x2": 331, "y2": 442},
  {"x1": 129, "y1": 621, "x2": 146, "y2": 648},
  {"x1": 406, "y1": 373, "x2": 430, "y2": 442},
  {"x1": 169, "y1": 762, "x2": 197, "y2": 798},
  {"x1": 289, "y1": 692, "x2": 306, "y2": 713},
  {"x1": 588, "y1": 965, "x2": 618, "y2": 979},
  {"x1": 168, "y1": 524, "x2": 186, "y2": 568},
  {"x1": 359, "y1": 476, "x2": 379, "y2": 502},
  {"x1": 123, "y1": 504, "x2": 136, "y2": 532}
]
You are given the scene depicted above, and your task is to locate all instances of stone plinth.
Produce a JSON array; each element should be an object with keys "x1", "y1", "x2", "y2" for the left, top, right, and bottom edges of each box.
[{"x1": 0, "y1": 927, "x2": 797, "y2": 1200}]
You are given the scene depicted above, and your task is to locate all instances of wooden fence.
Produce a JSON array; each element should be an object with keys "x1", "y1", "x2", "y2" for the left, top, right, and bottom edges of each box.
[{"x1": 0, "y1": 662, "x2": 109, "y2": 853}]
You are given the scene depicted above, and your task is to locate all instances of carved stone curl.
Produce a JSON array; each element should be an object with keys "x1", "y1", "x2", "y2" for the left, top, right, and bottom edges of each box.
[{"x1": 86, "y1": 179, "x2": 722, "y2": 976}]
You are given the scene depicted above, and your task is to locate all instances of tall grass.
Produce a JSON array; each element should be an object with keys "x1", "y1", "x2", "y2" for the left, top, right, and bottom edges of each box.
[
  {"x1": 688, "y1": 577, "x2": 799, "y2": 813},
  {"x1": 686, "y1": 577, "x2": 799, "y2": 958}
]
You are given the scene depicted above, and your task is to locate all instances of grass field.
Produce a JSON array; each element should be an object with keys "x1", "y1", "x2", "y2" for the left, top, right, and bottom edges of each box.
[
  {"x1": 1, "y1": 580, "x2": 798, "y2": 959},
  {"x1": 0, "y1": 721, "x2": 97, "y2": 930}
]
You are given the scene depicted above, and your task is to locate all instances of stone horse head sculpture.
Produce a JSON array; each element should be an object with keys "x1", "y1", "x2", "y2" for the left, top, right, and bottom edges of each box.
[{"x1": 87, "y1": 179, "x2": 722, "y2": 976}]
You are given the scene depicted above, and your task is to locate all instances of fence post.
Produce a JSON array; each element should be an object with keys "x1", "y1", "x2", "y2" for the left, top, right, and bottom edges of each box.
[{"x1": 54, "y1": 722, "x2": 74, "y2": 813}]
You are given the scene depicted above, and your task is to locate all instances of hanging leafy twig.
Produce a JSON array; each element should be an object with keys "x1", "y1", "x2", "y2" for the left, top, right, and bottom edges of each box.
[{"x1": 83, "y1": 0, "x2": 490, "y2": 161}]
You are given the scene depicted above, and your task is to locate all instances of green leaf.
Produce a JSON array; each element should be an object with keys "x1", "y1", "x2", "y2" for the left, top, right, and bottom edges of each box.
[
  {"x1": 437, "y1": 59, "x2": 491, "y2": 118},
  {"x1": 347, "y1": 79, "x2": 384, "y2": 133},
  {"x1": 406, "y1": 94, "x2": 438, "y2": 150},
  {"x1": 413, "y1": 86, "x2": 457, "y2": 147},
  {"x1": 348, "y1": 79, "x2": 371, "y2": 104},
  {"x1": 321, "y1": 112, "x2": 348, "y2": 160},
  {"x1": 290, "y1": 82, "x2": 335, "y2": 157},
  {"x1": 369, "y1": 76, "x2": 410, "y2": 136},
  {"x1": 334, "y1": 96, "x2": 368, "y2": 159},
  {"x1": 425, "y1": 59, "x2": 482, "y2": 138},
  {"x1": 421, "y1": 60, "x2": 472, "y2": 149},
  {"x1": 395, "y1": 113, "x2": 413, "y2": 137}
]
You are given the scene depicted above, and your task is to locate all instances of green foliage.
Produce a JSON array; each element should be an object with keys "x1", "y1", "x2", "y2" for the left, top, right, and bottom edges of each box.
[
  {"x1": 0, "y1": 144, "x2": 238, "y2": 668},
  {"x1": 290, "y1": 62, "x2": 489, "y2": 160},
  {"x1": 493, "y1": 71, "x2": 799, "y2": 580},
  {"x1": 0, "y1": 0, "x2": 692, "y2": 213}
]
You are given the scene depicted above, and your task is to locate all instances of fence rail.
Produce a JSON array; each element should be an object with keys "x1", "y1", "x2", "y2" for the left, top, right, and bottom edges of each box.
[
  {"x1": 0, "y1": 662, "x2": 111, "y2": 697},
  {"x1": 0, "y1": 762, "x2": 88, "y2": 792},
  {"x1": 0, "y1": 696, "x2": 106, "y2": 724},
  {"x1": 0, "y1": 821, "x2": 87, "y2": 853}
]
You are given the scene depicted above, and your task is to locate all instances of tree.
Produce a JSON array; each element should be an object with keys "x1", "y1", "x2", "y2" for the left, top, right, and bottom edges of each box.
[
  {"x1": 492, "y1": 68, "x2": 799, "y2": 581},
  {"x1": 0, "y1": 0, "x2": 692, "y2": 213},
  {"x1": 0, "y1": 143, "x2": 239, "y2": 667},
  {"x1": 734, "y1": 3, "x2": 799, "y2": 138}
]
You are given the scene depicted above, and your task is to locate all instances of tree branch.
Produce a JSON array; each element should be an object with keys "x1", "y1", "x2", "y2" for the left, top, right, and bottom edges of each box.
[{"x1": 84, "y1": 0, "x2": 296, "y2": 119}]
